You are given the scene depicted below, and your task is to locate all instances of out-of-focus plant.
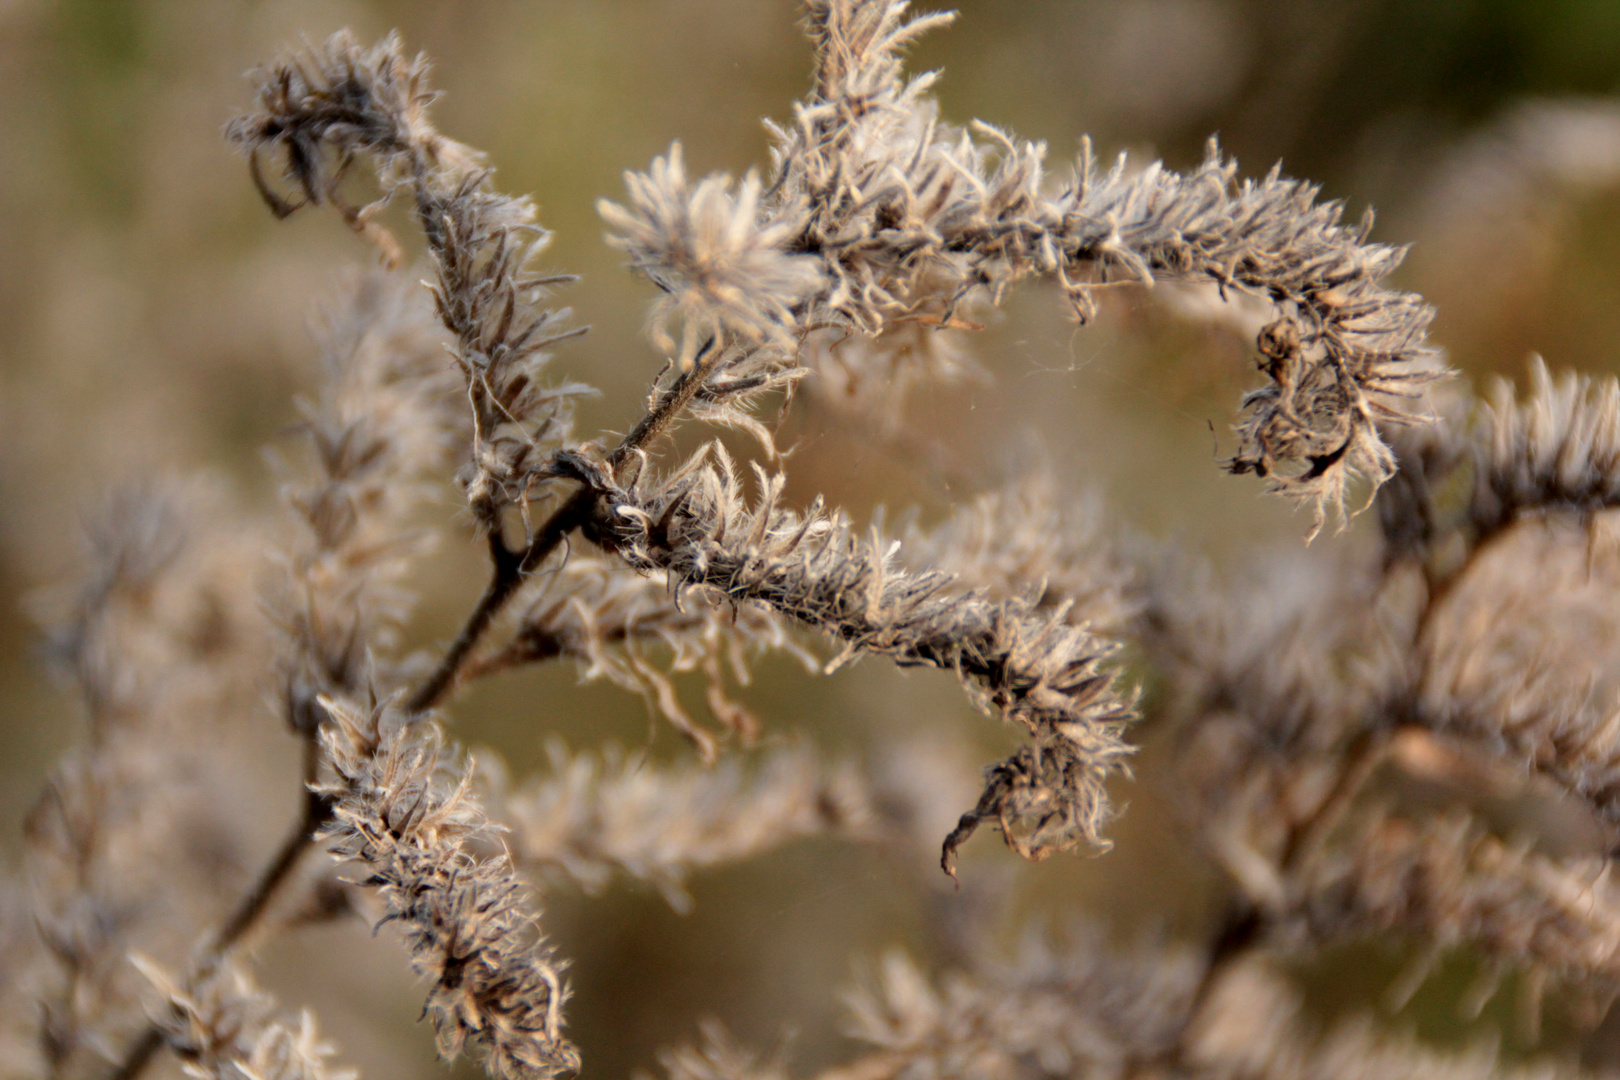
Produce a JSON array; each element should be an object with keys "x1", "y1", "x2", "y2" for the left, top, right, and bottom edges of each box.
[{"x1": 13, "y1": 4, "x2": 1620, "y2": 1080}]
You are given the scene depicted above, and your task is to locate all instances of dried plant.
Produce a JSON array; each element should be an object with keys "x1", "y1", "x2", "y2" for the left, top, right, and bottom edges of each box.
[
  {"x1": 602, "y1": 0, "x2": 1446, "y2": 533},
  {"x1": 316, "y1": 695, "x2": 578, "y2": 1078},
  {"x1": 133, "y1": 957, "x2": 356, "y2": 1080},
  {"x1": 491, "y1": 740, "x2": 871, "y2": 911},
  {"x1": 15, "y1": 5, "x2": 1620, "y2": 1080}
]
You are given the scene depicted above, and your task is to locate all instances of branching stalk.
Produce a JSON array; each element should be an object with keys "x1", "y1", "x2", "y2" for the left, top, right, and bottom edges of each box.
[{"x1": 407, "y1": 344, "x2": 717, "y2": 713}]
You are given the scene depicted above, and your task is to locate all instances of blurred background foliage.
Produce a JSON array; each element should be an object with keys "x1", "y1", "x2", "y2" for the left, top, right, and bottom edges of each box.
[{"x1": 6, "y1": 0, "x2": 1620, "y2": 1076}]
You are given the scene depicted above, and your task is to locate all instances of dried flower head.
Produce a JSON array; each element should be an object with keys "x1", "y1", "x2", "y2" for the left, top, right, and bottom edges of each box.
[
  {"x1": 269, "y1": 271, "x2": 457, "y2": 728},
  {"x1": 599, "y1": 146, "x2": 823, "y2": 368},
  {"x1": 231, "y1": 31, "x2": 589, "y2": 533},
  {"x1": 1472, "y1": 357, "x2": 1620, "y2": 536},
  {"x1": 135, "y1": 957, "x2": 356, "y2": 1080},
  {"x1": 317, "y1": 696, "x2": 578, "y2": 1079}
]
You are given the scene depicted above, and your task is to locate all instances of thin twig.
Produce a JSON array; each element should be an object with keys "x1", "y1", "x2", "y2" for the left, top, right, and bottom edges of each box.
[
  {"x1": 106, "y1": 1030, "x2": 161, "y2": 1080},
  {"x1": 403, "y1": 531, "x2": 532, "y2": 714},
  {"x1": 1279, "y1": 727, "x2": 1393, "y2": 874},
  {"x1": 1131, "y1": 902, "x2": 1262, "y2": 1080},
  {"x1": 405, "y1": 343, "x2": 717, "y2": 713},
  {"x1": 206, "y1": 785, "x2": 333, "y2": 959}
]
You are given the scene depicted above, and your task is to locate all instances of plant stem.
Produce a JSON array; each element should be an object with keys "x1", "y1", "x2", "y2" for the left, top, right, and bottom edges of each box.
[
  {"x1": 403, "y1": 531, "x2": 535, "y2": 714},
  {"x1": 404, "y1": 348, "x2": 716, "y2": 713},
  {"x1": 207, "y1": 786, "x2": 333, "y2": 960},
  {"x1": 106, "y1": 1030, "x2": 161, "y2": 1080}
]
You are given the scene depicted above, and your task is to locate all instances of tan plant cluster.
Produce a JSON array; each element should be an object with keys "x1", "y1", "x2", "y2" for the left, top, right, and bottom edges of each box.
[{"x1": 11, "y1": 4, "x2": 1620, "y2": 1080}]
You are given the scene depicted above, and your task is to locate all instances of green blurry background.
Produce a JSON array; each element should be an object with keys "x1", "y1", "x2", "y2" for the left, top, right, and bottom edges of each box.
[{"x1": 5, "y1": 0, "x2": 1620, "y2": 1076}]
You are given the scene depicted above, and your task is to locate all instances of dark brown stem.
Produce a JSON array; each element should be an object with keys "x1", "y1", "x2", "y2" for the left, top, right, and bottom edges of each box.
[
  {"x1": 1195, "y1": 902, "x2": 1263, "y2": 1006},
  {"x1": 403, "y1": 531, "x2": 533, "y2": 714},
  {"x1": 206, "y1": 784, "x2": 332, "y2": 958},
  {"x1": 106, "y1": 1030, "x2": 161, "y2": 1080},
  {"x1": 1279, "y1": 727, "x2": 1393, "y2": 874},
  {"x1": 404, "y1": 348, "x2": 717, "y2": 713},
  {"x1": 1186, "y1": 904, "x2": 1262, "y2": 1005},
  {"x1": 1127, "y1": 902, "x2": 1262, "y2": 1080}
]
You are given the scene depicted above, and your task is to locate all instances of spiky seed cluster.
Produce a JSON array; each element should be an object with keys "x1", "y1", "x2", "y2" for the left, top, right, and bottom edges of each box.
[
  {"x1": 1146, "y1": 388, "x2": 1620, "y2": 1016},
  {"x1": 1375, "y1": 357, "x2": 1620, "y2": 567},
  {"x1": 1416, "y1": 510, "x2": 1620, "y2": 824},
  {"x1": 1143, "y1": 542, "x2": 1406, "y2": 907},
  {"x1": 134, "y1": 958, "x2": 356, "y2": 1080},
  {"x1": 420, "y1": 178, "x2": 591, "y2": 527},
  {"x1": 549, "y1": 444, "x2": 1137, "y2": 870},
  {"x1": 603, "y1": 0, "x2": 1446, "y2": 532},
  {"x1": 657, "y1": 1022, "x2": 788, "y2": 1080},
  {"x1": 770, "y1": 2, "x2": 989, "y2": 332},
  {"x1": 317, "y1": 698, "x2": 578, "y2": 1080},
  {"x1": 45, "y1": 486, "x2": 190, "y2": 725},
  {"x1": 27, "y1": 753, "x2": 169, "y2": 1077},
  {"x1": 229, "y1": 32, "x2": 586, "y2": 534},
  {"x1": 832, "y1": 933, "x2": 1563, "y2": 1080},
  {"x1": 599, "y1": 147, "x2": 823, "y2": 368},
  {"x1": 223, "y1": 30, "x2": 458, "y2": 260},
  {"x1": 1360, "y1": 362, "x2": 1620, "y2": 828},
  {"x1": 1363, "y1": 362, "x2": 1620, "y2": 830},
  {"x1": 495, "y1": 742, "x2": 872, "y2": 912},
  {"x1": 675, "y1": 929, "x2": 1569, "y2": 1080},
  {"x1": 1187, "y1": 958, "x2": 1560, "y2": 1080},
  {"x1": 1472, "y1": 356, "x2": 1620, "y2": 536}
]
